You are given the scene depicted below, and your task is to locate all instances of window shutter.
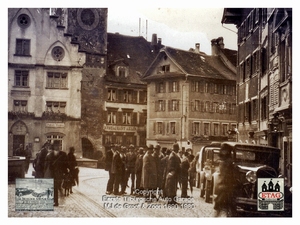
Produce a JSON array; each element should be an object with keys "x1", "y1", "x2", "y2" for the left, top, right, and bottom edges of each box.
[
  {"x1": 132, "y1": 112, "x2": 137, "y2": 125},
  {"x1": 153, "y1": 122, "x2": 156, "y2": 135},
  {"x1": 177, "y1": 81, "x2": 180, "y2": 92},
  {"x1": 132, "y1": 91, "x2": 137, "y2": 103},
  {"x1": 191, "y1": 101, "x2": 194, "y2": 112},
  {"x1": 117, "y1": 112, "x2": 123, "y2": 124}
]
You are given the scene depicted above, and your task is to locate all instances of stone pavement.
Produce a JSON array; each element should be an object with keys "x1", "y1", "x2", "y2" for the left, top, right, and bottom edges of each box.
[{"x1": 8, "y1": 163, "x2": 214, "y2": 218}]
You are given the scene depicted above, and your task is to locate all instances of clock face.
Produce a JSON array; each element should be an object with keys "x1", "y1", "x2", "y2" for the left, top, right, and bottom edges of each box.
[{"x1": 77, "y1": 8, "x2": 99, "y2": 30}]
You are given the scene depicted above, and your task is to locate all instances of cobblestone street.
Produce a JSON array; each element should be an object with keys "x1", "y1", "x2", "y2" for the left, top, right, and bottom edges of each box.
[{"x1": 8, "y1": 164, "x2": 214, "y2": 218}]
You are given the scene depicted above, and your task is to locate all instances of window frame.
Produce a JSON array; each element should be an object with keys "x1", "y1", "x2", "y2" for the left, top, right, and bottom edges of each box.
[{"x1": 15, "y1": 39, "x2": 31, "y2": 56}]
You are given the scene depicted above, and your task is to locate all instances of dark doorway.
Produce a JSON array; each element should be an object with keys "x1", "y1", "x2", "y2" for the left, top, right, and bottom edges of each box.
[
  {"x1": 81, "y1": 137, "x2": 94, "y2": 159},
  {"x1": 13, "y1": 135, "x2": 25, "y2": 153}
]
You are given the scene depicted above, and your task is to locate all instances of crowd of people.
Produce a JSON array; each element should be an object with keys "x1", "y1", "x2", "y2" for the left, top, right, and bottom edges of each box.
[
  {"x1": 105, "y1": 142, "x2": 198, "y2": 205},
  {"x1": 31, "y1": 141, "x2": 79, "y2": 206}
]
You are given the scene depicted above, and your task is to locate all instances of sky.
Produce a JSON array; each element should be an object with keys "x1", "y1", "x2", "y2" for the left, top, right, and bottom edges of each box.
[{"x1": 107, "y1": 8, "x2": 238, "y2": 55}]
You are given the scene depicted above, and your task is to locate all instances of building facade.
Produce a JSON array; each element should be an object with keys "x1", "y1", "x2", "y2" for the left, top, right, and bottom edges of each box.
[
  {"x1": 8, "y1": 8, "x2": 84, "y2": 157},
  {"x1": 222, "y1": 8, "x2": 292, "y2": 186},
  {"x1": 143, "y1": 39, "x2": 237, "y2": 152},
  {"x1": 102, "y1": 33, "x2": 162, "y2": 151}
]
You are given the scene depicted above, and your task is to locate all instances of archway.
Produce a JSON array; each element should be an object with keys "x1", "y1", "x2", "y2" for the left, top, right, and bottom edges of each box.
[{"x1": 81, "y1": 137, "x2": 94, "y2": 159}]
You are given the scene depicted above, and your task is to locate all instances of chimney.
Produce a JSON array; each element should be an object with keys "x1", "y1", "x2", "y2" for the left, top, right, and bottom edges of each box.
[
  {"x1": 151, "y1": 33, "x2": 158, "y2": 46},
  {"x1": 211, "y1": 37, "x2": 224, "y2": 56},
  {"x1": 195, "y1": 43, "x2": 200, "y2": 53},
  {"x1": 158, "y1": 38, "x2": 162, "y2": 48}
]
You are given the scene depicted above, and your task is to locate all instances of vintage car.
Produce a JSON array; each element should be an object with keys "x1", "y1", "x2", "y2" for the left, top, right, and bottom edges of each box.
[
  {"x1": 15, "y1": 188, "x2": 33, "y2": 197},
  {"x1": 212, "y1": 142, "x2": 292, "y2": 217},
  {"x1": 198, "y1": 142, "x2": 221, "y2": 202}
]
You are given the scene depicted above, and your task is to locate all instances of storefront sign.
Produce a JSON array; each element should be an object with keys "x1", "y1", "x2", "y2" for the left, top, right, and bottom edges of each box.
[
  {"x1": 104, "y1": 125, "x2": 137, "y2": 132},
  {"x1": 46, "y1": 123, "x2": 65, "y2": 128}
]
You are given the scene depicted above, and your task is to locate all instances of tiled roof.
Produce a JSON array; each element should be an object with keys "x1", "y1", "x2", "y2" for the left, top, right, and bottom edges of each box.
[
  {"x1": 105, "y1": 33, "x2": 161, "y2": 85},
  {"x1": 143, "y1": 46, "x2": 236, "y2": 81}
]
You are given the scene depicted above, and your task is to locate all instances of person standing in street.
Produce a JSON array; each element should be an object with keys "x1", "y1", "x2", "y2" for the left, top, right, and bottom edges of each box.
[
  {"x1": 111, "y1": 145, "x2": 122, "y2": 195},
  {"x1": 67, "y1": 147, "x2": 78, "y2": 193},
  {"x1": 34, "y1": 141, "x2": 50, "y2": 178},
  {"x1": 13, "y1": 144, "x2": 25, "y2": 156},
  {"x1": 180, "y1": 152, "x2": 190, "y2": 198},
  {"x1": 125, "y1": 144, "x2": 137, "y2": 195},
  {"x1": 120, "y1": 146, "x2": 127, "y2": 195},
  {"x1": 44, "y1": 144, "x2": 69, "y2": 206},
  {"x1": 140, "y1": 145, "x2": 157, "y2": 201},
  {"x1": 105, "y1": 144, "x2": 115, "y2": 195},
  {"x1": 153, "y1": 144, "x2": 163, "y2": 197},
  {"x1": 24, "y1": 144, "x2": 32, "y2": 174},
  {"x1": 134, "y1": 147, "x2": 144, "y2": 195},
  {"x1": 161, "y1": 149, "x2": 171, "y2": 197},
  {"x1": 165, "y1": 143, "x2": 181, "y2": 205}
]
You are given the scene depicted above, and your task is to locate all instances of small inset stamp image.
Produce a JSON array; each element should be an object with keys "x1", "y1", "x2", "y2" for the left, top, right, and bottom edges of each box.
[
  {"x1": 257, "y1": 178, "x2": 284, "y2": 211},
  {"x1": 15, "y1": 178, "x2": 54, "y2": 211}
]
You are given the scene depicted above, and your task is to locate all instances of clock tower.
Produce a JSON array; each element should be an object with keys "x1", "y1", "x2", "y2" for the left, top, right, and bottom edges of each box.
[{"x1": 66, "y1": 8, "x2": 108, "y2": 158}]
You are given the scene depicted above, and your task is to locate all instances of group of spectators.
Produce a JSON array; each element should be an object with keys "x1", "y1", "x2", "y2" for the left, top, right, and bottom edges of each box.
[
  {"x1": 31, "y1": 141, "x2": 79, "y2": 206},
  {"x1": 105, "y1": 142, "x2": 197, "y2": 205}
]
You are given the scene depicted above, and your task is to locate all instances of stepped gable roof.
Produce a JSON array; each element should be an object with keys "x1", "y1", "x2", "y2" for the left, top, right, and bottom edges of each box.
[
  {"x1": 143, "y1": 46, "x2": 236, "y2": 81},
  {"x1": 105, "y1": 33, "x2": 160, "y2": 85}
]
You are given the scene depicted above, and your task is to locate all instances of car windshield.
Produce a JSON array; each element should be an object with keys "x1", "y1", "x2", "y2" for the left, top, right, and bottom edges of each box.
[{"x1": 235, "y1": 150, "x2": 279, "y2": 169}]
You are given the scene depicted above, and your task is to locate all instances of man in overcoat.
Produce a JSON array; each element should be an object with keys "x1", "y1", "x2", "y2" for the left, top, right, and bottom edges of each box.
[
  {"x1": 165, "y1": 143, "x2": 181, "y2": 204},
  {"x1": 135, "y1": 147, "x2": 144, "y2": 195},
  {"x1": 111, "y1": 145, "x2": 122, "y2": 195},
  {"x1": 140, "y1": 144, "x2": 157, "y2": 201},
  {"x1": 125, "y1": 144, "x2": 137, "y2": 195},
  {"x1": 105, "y1": 144, "x2": 115, "y2": 194}
]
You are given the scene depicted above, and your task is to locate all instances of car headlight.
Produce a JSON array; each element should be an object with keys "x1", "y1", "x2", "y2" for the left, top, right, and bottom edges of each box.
[{"x1": 246, "y1": 170, "x2": 257, "y2": 184}]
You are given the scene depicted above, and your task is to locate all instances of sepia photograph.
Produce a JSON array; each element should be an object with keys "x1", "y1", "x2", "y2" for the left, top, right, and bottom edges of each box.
[{"x1": 5, "y1": 1, "x2": 296, "y2": 223}]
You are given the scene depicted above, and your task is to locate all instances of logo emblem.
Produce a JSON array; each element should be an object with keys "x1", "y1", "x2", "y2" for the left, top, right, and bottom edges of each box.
[{"x1": 257, "y1": 178, "x2": 284, "y2": 211}]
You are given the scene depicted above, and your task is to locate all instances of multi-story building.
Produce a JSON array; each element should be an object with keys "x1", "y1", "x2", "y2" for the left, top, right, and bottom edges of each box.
[
  {"x1": 143, "y1": 38, "x2": 237, "y2": 152},
  {"x1": 8, "y1": 8, "x2": 85, "y2": 157},
  {"x1": 222, "y1": 8, "x2": 292, "y2": 186},
  {"x1": 102, "y1": 33, "x2": 162, "y2": 151}
]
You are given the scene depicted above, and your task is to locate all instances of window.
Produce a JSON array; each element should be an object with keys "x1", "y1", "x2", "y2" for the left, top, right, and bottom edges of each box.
[
  {"x1": 170, "y1": 122, "x2": 176, "y2": 134},
  {"x1": 15, "y1": 70, "x2": 29, "y2": 87},
  {"x1": 17, "y1": 14, "x2": 31, "y2": 28},
  {"x1": 192, "y1": 122, "x2": 200, "y2": 135},
  {"x1": 46, "y1": 134, "x2": 63, "y2": 151},
  {"x1": 169, "y1": 100, "x2": 179, "y2": 111},
  {"x1": 213, "y1": 124, "x2": 219, "y2": 135},
  {"x1": 15, "y1": 39, "x2": 30, "y2": 56},
  {"x1": 252, "y1": 99, "x2": 258, "y2": 121},
  {"x1": 261, "y1": 96, "x2": 268, "y2": 120},
  {"x1": 204, "y1": 82, "x2": 209, "y2": 93},
  {"x1": 157, "y1": 122, "x2": 163, "y2": 134},
  {"x1": 105, "y1": 135, "x2": 112, "y2": 145},
  {"x1": 194, "y1": 100, "x2": 200, "y2": 111},
  {"x1": 107, "y1": 111, "x2": 117, "y2": 124},
  {"x1": 205, "y1": 101, "x2": 210, "y2": 112},
  {"x1": 122, "y1": 112, "x2": 132, "y2": 125},
  {"x1": 245, "y1": 102, "x2": 251, "y2": 122},
  {"x1": 222, "y1": 124, "x2": 228, "y2": 135},
  {"x1": 47, "y1": 72, "x2": 67, "y2": 89},
  {"x1": 156, "y1": 82, "x2": 166, "y2": 93},
  {"x1": 156, "y1": 100, "x2": 166, "y2": 111},
  {"x1": 116, "y1": 136, "x2": 122, "y2": 144},
  {"x1": 170, "y1": 81, "x2": 179, "y2": 92},
  {"x1": 14, "y1": 100, "x2": 27, "y2": 112},
  {"x1": 108, "y1": 89, "x2": 117, "y2": 101},
  {"x1": 125, "y1": 136, "x2": 133, "y2": 145},
  {"x1": 123, "y1": 90, "x2": 132, "y2": 102},
  {"x1": 204, "y1": 123, "x2": 210, "y2": 136},
  {"x1": 140, "y1": 91, "x2": 147, "y2": 103},
  {"x1": 46, "y1": 101, "x2": 66, "y2": 113},
  {"x1": 161, "y1": 65, "x2": 170, "y2": 72},
  {"x1": 51, "y1": 46, "x2": 65, "y2": 61},
  {"x1": 192, "y1": 81, "x2": 199, "y2": 92},
  {"x1": 117, "y1": 66, "x2": 127, "y2": 77}
]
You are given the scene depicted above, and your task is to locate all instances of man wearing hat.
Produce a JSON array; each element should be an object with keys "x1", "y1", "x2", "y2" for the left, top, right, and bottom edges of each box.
[
  {"x1": 111, "y1": 145, "x2": 122, "y2": 195},
  {"x1": 140, "y1": 144, "x2": 157, "y2": 201},
  {"x1": 165, "y1": 142, "x2": 181, "y2": 204},
  {"x1": 126, "y1": 144, "x2": 137, "y2": 195},
  {"x1": 105, "y1": 144, "x2": 115, "y2": 195},
  {"x1": 153, "y1": 144, "x2": 163, "y2": 196},
  {"x1": 135, "y1": 147, "x2": 144, "y2": 195}
]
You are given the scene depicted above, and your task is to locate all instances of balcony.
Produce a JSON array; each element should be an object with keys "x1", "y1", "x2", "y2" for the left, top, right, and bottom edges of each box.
[{"x1": 8, "y1": 111, "x2": 35, "y2": 120}]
